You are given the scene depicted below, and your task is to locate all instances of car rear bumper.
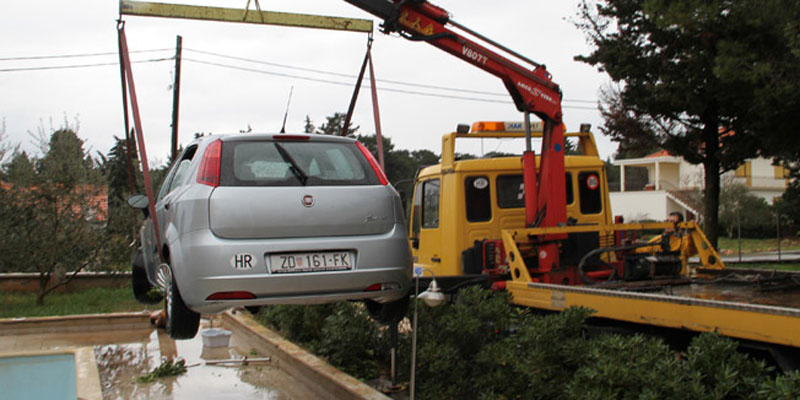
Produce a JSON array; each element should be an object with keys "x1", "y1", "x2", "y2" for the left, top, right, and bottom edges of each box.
[{"x1": 169, "y1": 225, "x2": 412, "y2": 314}]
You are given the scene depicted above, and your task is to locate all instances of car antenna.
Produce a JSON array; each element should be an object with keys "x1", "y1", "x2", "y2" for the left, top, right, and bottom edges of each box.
[{"x1": 279, "y1": 86, "x2": 293, "y2": 134}]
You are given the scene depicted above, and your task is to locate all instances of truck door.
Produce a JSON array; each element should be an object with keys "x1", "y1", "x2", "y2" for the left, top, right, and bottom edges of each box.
[{"x1": 410, "y1": 178, "x2": 442, "y2": 270}]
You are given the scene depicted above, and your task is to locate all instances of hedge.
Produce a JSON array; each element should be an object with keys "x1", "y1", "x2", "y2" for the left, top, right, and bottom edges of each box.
[{"x1": 256, "y1": 287, "x2": 800, "y2": 399}]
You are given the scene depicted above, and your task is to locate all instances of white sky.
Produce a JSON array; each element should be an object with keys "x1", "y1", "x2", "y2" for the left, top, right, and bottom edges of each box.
[{"x1": 0, "y1": 0, "x2": 615, "y2": 167}]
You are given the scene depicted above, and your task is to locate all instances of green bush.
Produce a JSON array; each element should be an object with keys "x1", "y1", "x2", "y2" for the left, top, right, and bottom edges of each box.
[
  {"x1": 314, "y1": 302, "x2": 382, "y2": 379},
  {"x1": 412, "y1": 287, "x2": 525, "y2": 397},
  {"x1": 683, "y1": 333, "x2": 770, "y2": 399},
  {"x1": 719, "y1": 183, "x2": 776, "y2": 238},
  {"x1": 256, "y1": 302, "x2": 384, "y2": 379},
  {"x1": 257, "y1": 303, "x2": 336, "y2": 345},
  {"x1": 757, "y1": 371, "x2": 800, "y2": 400},
  {"x1": 471, "y1": 307, "x2": 594, "y2": 399},
  {"x1": 255, "y1": 288, "x2": 800, "y2": 399},
  {"x1": 564, "y1": 333, "x2": 684, "y2": 399}
]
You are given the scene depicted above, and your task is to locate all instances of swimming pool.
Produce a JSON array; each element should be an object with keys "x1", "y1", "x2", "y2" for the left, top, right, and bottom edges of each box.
[{"x1": 0, "y1": 353, "x2": 76, "y2": 400}]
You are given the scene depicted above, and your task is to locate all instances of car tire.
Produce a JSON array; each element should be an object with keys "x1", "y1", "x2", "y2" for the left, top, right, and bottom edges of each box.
[
  {"x1": 132, "y1": 249, "x2": 163, "y2": 305},
  {"x1": 165, "y1": 270, "x2": 201, "y2": 340},
  {"x1": 365, "y1": 295, "x2": 409, "y2": 325}
]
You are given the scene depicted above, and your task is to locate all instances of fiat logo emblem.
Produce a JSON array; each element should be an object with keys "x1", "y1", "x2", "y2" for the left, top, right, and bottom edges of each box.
[{"x1": 302, "y1": 195, "x2": 315, "y2": 207}]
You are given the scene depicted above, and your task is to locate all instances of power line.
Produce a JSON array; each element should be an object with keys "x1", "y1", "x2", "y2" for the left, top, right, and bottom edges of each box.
[
  {"x1": 185, "y1": 47, "x2": 509, "y2": 98},
  {"x1": 564, "y1": 99, "x2": 598, "y2": 104},
  {"x1": 0, "y1": 46, "x2": 599, "y2": 105},
  {"x1": 0, "y1": 58, "x2": 172, "y2": 73},
  {"x1": 183, "y1": 48, "x2": 598, "y2": 105},
  {"x1": 0, "y1": 48, "x2": 172, "y2": 61},
  {"x1": 184, "y1": 57, "x2": 510, "y2": 102},
  {"x1": 182, "y1": 57, "x2": 598, "y2": 109}
]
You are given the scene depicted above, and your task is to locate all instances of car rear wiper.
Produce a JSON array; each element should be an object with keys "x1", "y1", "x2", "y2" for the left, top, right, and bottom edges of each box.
[{"x1": 273, "y1": 142, "x2": 308, "y2": 185}]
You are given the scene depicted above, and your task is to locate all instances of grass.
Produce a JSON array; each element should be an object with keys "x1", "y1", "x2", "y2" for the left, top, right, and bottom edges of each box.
[
  {"x1": 0, "y1": 286, "x2": 153, "y2": 319},
  {"x1": 717, "y1": 237, "x2": 800, "y2": 255}
]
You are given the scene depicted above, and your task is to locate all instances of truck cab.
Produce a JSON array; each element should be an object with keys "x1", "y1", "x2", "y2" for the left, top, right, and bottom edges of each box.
[{"x1": 408, "y1": 121, "x2": 612, "y2": 284}]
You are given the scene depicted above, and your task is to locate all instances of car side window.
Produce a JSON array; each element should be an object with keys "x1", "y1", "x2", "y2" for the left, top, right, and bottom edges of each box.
[
  {"x1": 168, "y1": 160, "x2": 192, "y2": 193},
  {"x1": 422, "y1": 179, "x2": 440, "y2": 229},
  {"x1": 156, "y1": 164, "x2": 178, "y2": 202},
  {"x1": 157, "y1": 145, "x2": 198, "y2": 201}
]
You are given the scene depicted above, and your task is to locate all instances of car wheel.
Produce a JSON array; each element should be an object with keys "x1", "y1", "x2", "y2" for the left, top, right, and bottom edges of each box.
[
  {"x1": 164, "y1": 269, "x2": 200, "y2": 340},
  {"x1": 365, "y1": 295, "x2": 409, "y2": 325},
  {"x1": 132, "y1": 249, "x2": 163, "y2": 305}
]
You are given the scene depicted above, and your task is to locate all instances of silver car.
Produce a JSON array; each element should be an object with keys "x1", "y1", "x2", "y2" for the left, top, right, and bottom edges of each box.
[{"x1": 129, "y1": 133, "x2": 412, "y2": 339}]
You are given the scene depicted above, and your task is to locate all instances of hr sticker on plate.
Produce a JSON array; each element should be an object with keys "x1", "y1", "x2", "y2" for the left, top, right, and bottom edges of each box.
[{"x1": 231, "y1": 253, "x2": 255, "y2": 269}]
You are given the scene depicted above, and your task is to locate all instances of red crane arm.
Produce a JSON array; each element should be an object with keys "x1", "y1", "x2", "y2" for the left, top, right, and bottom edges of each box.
[
  {"x1": 345, "y1": 0, "x2": 568, "y2": 270},
  {"x1": 346, "y1": 0, "x2": 563, "y2": 123}
]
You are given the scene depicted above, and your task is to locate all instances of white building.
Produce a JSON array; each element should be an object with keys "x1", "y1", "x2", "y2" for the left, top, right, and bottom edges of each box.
[{"x1": 609, "y1": 150, "x2": 788, "y2": 222}]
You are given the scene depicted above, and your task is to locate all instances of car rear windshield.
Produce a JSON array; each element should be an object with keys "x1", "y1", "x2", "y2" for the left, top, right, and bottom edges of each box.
[{"x1": 220, "y1": 139, "x2": 380, "y2": 186}]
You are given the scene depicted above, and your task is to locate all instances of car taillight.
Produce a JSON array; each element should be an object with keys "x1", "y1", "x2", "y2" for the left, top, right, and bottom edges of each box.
[
  {"x1": 197, "y1": 139, "x2": 222, "y2": 187},
  {"x1": 356, "y1": 141, "x2": 389, "y2": 186},
  {"x1": 206, "y1": 291, "x2": 256, "y2": 300},
  {"x1": 364, "y1": 282, "x2": 401, "y2": 292},
  {"x1": 364, "y1": 283, "x2": 382, "y2": 292}
]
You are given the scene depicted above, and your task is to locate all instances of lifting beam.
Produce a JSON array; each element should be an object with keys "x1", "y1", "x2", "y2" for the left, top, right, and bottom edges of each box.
[{"x1": 119, "y1": 0, "x2": 374, "y2": 33}]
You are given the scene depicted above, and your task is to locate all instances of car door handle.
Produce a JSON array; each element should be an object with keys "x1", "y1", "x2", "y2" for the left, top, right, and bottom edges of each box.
[{"x1": 431, "y1": 257, "x2": 441, "y2": 263}]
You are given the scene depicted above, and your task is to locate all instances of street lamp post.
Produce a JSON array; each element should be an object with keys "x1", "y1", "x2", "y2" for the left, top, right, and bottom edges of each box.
[{"x1": 410, "y1": 266, "x2": 446, "y2": 400}]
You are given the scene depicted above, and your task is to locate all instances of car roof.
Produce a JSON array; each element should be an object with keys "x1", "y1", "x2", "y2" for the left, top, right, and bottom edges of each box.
[{"x1": 192, "y1": 133, "x2": 357, "y2": 144}]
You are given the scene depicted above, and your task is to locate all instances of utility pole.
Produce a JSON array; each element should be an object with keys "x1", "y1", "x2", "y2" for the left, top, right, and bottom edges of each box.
[{"x1": 170, "y1": 35, "x2": 183, "y2": 162}]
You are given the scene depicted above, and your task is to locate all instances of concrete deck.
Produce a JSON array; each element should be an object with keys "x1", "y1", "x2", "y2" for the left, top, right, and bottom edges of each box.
[{"x1": 0, "y1": 310, "x2": 391, "y2": 400}]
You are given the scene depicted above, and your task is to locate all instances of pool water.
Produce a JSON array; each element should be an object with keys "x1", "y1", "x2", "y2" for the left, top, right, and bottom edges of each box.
[
  {"x1": 95, "y1": 327, "x2": 313, "y2": 399},
  {"x1": 0, "y1": 353, "x2": 76, "y2": 400}
]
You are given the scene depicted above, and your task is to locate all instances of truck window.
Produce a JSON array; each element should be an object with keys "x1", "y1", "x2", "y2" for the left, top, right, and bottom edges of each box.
[
  {"x1": 465, "y1": 176, "x2": 491, "y2": 222},
  {"x1": 411, "y1": 182, "x2": 422, "y2": 237},
  {"x1": 422, "y1": 179, "x2": 440, "y2": 228},
  {"x1": 497, "y1": 174, "x2": 574, "y2": 208},
  {"x1": 578, "y1": 171, "x2": 602, "y2": 214}
]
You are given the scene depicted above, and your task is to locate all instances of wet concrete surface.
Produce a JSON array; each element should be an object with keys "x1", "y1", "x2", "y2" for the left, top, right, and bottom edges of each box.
[
  {"x1": 669, "y1": 282, "x2": 800, "y2": 309},
  {"x1": 692, "y1": 250, "x2": 800, "y2": 264},
  {"x1": 95, "y1": 318, "x2": 319, "y2": 399}
]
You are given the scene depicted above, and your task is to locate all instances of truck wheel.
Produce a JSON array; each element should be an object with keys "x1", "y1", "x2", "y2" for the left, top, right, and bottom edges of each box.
[
  {"x1": 244, "y1": 306, "x2": 263, "y2": 315},
  {"x1": 365, "y1": 295, "x2": 409, "y2": 325},
  {"x1": 132, "y1": 249, "x2": 162, "y2": 304},
  {"x1": 165, "y1": 270, "x2": 200, "y2": 340}
]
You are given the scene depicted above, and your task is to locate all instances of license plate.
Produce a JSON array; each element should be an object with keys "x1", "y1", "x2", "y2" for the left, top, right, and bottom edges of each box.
[{"x1": 268, "y1": 251, "x2": 353, "y2": 274}]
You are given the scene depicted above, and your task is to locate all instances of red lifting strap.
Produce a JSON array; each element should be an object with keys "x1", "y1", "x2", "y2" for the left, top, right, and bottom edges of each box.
[
  {"x1": 341, "y1": 34, "x2": 386, "y2": 169},
  {"x1": 118, "y1": 21, "x2": 165, "y2": 263},
  {"x1": 367, "y1": 50, "x2": 385, "y2": 169}
]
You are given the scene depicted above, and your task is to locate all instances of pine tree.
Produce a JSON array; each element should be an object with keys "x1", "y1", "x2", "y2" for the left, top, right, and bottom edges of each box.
[{"x1": 574, "y1": 0, "x2": 800, "y2": 247}]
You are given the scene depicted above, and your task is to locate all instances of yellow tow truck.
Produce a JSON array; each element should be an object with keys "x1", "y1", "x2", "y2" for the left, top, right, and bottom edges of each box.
[{"x1": 408, "y1": 121, "x2": 800, "y2": 368}]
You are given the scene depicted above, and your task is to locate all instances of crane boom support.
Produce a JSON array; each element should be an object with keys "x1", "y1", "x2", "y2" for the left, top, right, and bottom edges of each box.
[
  {"x1": 345, "y1": 0, "x2": 568, "y2": 266},
  {"x1": 344, "y1": 0, "x2": 562, "y2": 122},
  {"x1": 120, "y1": 0, "x2": 374, "y2": 32}
]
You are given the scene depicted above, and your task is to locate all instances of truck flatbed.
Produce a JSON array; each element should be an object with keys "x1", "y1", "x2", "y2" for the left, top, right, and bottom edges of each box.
[{"x1": 507, "y1": 269, "x2": 800, "y2": 348}]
